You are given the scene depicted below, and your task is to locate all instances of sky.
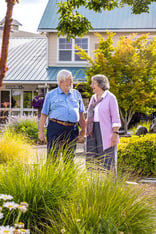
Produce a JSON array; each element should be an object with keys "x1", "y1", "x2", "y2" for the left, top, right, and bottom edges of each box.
[{"x1": 0, "y1": 0, "x2": 49, "y2": 33}]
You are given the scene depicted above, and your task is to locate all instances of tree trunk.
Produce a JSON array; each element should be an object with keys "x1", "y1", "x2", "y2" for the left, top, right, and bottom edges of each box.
[
  {"x1": 0, "y1": 0, "x2": 16, "y2": 87},
  {"x1": 119, "y1": 109, "x2": 135, "y2": 134}
]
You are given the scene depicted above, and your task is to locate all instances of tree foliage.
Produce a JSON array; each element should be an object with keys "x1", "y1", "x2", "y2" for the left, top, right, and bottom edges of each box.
[
  {"x1": 76, "y1": 32, "x2": 156, "y2": 132},
  {"x1": 57, "y1": 0, "x2": 156, "y2": 39}
]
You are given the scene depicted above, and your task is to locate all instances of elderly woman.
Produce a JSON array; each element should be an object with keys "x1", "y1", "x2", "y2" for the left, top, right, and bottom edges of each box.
[{"x1": 86, "y1": 74, "x2": 121, "y2": 173}]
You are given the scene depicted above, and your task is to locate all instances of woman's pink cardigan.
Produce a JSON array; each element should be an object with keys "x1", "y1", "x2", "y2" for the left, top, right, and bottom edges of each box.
[{"x1": 87, "y1": 91, "x2": 121, "y2": 151}]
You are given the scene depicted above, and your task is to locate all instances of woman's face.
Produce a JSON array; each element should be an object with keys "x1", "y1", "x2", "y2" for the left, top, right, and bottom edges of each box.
[{"x1": 90, "y1": 80, "x2": 102, "y2": 94}]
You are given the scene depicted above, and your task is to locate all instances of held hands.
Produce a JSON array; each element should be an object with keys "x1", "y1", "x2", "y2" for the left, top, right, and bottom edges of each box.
[{"x1": 77, "y1": 129, "x2": 85, "y2": 143}]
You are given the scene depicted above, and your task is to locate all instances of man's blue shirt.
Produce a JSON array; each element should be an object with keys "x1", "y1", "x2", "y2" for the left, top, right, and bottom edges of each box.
[{"x1": 41, "y1": 87, "x2": 85, "y2": 123}]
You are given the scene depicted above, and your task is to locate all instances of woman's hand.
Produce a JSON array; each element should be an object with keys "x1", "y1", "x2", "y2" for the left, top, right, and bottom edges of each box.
[{"x1": 111, "y1": 132, "x2": 118, "y2": 147}]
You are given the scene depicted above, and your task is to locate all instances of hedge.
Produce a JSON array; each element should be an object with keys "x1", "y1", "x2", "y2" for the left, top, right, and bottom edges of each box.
[{"x1": 117, "y1": 134, "x2": 156, "y2": 176}]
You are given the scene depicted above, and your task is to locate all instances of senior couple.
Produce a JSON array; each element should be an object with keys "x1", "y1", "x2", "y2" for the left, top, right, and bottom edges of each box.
[{"x1": 39, "y1": 69, "x2": 121, "y2": 173}]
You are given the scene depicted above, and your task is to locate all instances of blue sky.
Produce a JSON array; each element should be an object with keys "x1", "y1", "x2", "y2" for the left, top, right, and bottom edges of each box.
[{"x1": 0, "y1": 0, "x2": 48, "y2": 33}]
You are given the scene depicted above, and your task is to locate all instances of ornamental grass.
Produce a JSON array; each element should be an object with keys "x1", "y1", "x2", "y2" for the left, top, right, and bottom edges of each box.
[
  {"x1": 44, "y1": 172, "x2": 156, "y2": 234},
  {"x1": 0, "y1": 132, "x2": 33, "y2": 164},
  {"x1": 0, "y1": 144, "x2": 80, "y2": 233},
  {"x1": 0, "y1": 140, "x2": 155, "y2": 233}
]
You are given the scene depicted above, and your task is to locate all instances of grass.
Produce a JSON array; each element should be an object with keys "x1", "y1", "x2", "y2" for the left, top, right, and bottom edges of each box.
[
  {"x1": 0, "y1": 132, "x2": 33, "y2": 163},
  {"x1": 45, "y1": 172, "x2": 156, "y2": 234},
  {"x1": 0, "y1": 144, "x2": 81, "y2": 233},
  {"x1": 0, "y1": 135, "x2": 155, "y2": 233}
]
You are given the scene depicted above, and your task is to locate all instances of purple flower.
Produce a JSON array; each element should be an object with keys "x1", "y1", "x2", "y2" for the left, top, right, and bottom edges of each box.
[{"x1": 32, "y1": 94, "x2": 44, "y2": 109}]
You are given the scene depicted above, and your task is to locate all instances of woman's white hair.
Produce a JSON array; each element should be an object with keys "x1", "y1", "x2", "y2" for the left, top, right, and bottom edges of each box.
[
  {"x1": 92, "y1": 74, "x2": 110, "y2": 90},
  {"x1": 57, "y1": 69, "x2": 72, "y2": 85}
]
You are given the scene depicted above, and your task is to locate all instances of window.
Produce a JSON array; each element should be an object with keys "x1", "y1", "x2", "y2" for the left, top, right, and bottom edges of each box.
[
  {"x1": 58, "y1": 37, "x2": 88, "y2": 62},
  {"x1": 11, "y1": 90, "x2": 21, "y2": 108},
  {"x1": 23, "y1": 91, "x2": 32, "y2": 108},
  {"x1": 59, "y1": 38, "x2": 72, "y2": 61},
  {"x1": 0, "y1": 91, "x2": 10, "y2": 108}
]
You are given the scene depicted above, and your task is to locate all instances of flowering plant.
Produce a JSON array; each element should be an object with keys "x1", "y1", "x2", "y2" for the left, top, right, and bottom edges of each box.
[
  {"x1": 0, "y1": 194, "x2": 30, "y2": 234},
  {"x1": 32, "y1": 94, "x2": 44, "y2": 110}
]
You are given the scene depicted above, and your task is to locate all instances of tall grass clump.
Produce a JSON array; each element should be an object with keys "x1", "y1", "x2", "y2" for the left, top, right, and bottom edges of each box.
[
  {"x1": 45, "y1": 172, "x2": 156, "y2": 234},
  {"x1": 0, "y1": 132, "x2": 33, "y2": 163},
  {"x1": 0, "y1": 140, "x2": 155, "y2": 233},
  {"x1": 0, "y1": 143, "x2": 82, "y2": 233},
  {"x1": 4, "y1": 116, "x2": 41, "y2": 145}
]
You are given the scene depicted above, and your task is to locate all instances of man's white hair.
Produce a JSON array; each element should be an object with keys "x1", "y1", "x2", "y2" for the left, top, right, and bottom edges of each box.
[{"x1": 57, "y1": 69, "x2": 72, "y2": 85}]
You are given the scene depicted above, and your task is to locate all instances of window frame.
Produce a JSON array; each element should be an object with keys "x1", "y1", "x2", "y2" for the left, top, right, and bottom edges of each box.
[{"x1": 57, "y1": 36, "x2": 89, "y2": 64}]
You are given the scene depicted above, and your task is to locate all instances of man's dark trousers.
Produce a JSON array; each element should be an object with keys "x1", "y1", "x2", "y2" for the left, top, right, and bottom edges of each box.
[{"x1": 47, "y1": 120, "x2": 79, "y2": 161}]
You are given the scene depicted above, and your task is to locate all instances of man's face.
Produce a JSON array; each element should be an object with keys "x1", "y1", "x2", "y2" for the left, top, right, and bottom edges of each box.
[{"x1": 60, "y1": 76, "x2": 73, "y2": 93}]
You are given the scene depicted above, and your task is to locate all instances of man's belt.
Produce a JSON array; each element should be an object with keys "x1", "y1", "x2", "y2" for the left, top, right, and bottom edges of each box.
[{"x1": 49, "y1": 118, "x2": 77, "y2": 127}]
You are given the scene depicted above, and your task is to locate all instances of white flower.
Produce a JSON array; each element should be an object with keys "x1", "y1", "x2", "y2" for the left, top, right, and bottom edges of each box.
[
  {"x1": 0, "y1": 195, "x2": 13, "y2": 201},
  {"x1": 0, "y1": 225, "x2": 15, "y2": 233},
  {"x1": 17, "y1": 202, "x2": 28, "y2": 213},
  {"x1": 0, "y1": 213, "x2": 3, "y2": 219},
  {"x1": 3, "y1": 202, "x2": 19, "y2": 210},
  {"x1": 76, "y1": 219, "x2": 81, "y2": 223},
  {"x1": 19, "y1": 202, "x2": 28, "y2": 209},
  {"x1": 14, "y1": 222, "x2": 24, "y2": 229},
  {"x1": 19, "y1": 229, "x2": 30, "y2": 234},
  {"x1": 61, "y1": 229, "x2": 66, "y2": 233}
]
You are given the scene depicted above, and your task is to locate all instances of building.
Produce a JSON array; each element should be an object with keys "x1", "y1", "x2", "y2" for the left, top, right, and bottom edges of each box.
[{"x1": 0, "y1": 0, "x2": 156, "y2": 120}]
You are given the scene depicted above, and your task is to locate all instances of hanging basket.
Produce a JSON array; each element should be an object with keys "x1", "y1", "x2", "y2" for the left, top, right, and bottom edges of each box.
[{"x1": 32, "y1": 94, "x2": 44, "y2": 110}]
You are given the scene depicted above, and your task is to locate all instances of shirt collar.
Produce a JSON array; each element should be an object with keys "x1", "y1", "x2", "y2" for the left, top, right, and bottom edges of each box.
[
  {"x1": 58, "y1": 86, "x2": 72, "y2": 94},
  {"x1": 94, "y1": 90, "x2": 109, "y2": 101},
  {"x1": 101, "y1": 90, "x2": 109, "y2": 98}
]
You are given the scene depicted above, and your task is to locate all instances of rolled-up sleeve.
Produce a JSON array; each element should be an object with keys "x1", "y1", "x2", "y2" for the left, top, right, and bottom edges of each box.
[{"x1": 110, "y1": 96, "x2": 121, "y2": 128}]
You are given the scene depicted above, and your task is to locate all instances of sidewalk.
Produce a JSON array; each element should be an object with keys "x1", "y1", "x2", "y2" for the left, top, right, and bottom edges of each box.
[{"x1": 32, "y1": 143, "x2": 86, "y2": 162}]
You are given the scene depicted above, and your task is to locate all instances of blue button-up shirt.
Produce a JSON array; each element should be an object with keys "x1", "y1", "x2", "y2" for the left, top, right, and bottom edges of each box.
[{"x1": 41, "y1": 87, "x2": 85, "y2": 123}]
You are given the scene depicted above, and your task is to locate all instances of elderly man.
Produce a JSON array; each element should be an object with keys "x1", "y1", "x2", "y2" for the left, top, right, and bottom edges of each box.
[{"x1": 39, "y1": 69, "x2": 86, "y2": 160}]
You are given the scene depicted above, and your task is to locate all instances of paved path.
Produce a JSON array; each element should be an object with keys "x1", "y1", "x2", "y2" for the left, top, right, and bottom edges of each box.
[{"x1": 32, "y1": 143, "x2": 86, "y2": 166}]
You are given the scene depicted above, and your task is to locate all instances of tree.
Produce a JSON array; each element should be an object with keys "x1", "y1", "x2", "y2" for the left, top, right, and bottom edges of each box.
[
  {"x1": 76, "y1": 32, "x2": 156, "y2": 133},
  {"x1": 0, "y1": 0, "x2": 18, "y2": 88},
  {"x1": 57, "y1": 0, "x2": 156, "y2": 39}
]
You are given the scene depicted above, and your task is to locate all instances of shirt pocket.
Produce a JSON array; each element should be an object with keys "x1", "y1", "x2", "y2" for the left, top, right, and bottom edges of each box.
[
  {"x1": 50, "y1": 98, "x2": 64, "y2": 110},
  {"x1": 70, "y1": 98, "x2": 79, "y2": 108}
]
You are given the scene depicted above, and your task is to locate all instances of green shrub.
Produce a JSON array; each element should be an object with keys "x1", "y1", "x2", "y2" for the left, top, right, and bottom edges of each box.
[
  {"x1": 118, "y1": 134, "x2": 156, "y2": 176},
  {"x1": 4, "y1": 116, "x2": 42, "y2": 145}
]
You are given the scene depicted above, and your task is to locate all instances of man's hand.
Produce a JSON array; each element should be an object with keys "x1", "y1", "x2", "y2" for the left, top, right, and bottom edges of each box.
[
  {"x1": 78, "y1": 112, "x2": 86, "y2": 143},
  {"x1": 39, "y1": 114, "x2": 47, "y2": 144},
  {"x1": 39, "y1": 131, "x2": 46, "y2": 144}
]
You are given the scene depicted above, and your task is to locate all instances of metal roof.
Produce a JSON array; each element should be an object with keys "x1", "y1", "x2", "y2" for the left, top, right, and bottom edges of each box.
[
  {"x1": 0, "y1": 38, "x2": 86, "y2": 83},
  {"x1": 47, "y1": 66, "x2": 86, "y2": 82},
  {"x1": 38, "y1": 0, "x2": 156, "y2": 32}
]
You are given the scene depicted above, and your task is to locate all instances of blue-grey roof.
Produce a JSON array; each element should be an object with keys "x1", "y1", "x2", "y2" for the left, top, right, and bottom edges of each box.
[
  {"x1": 0, "y1": 38, "x2": 86, "y2": 83},
  {"x1": 38, "y1": 0, "x2": 156, "y2": 31}
]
